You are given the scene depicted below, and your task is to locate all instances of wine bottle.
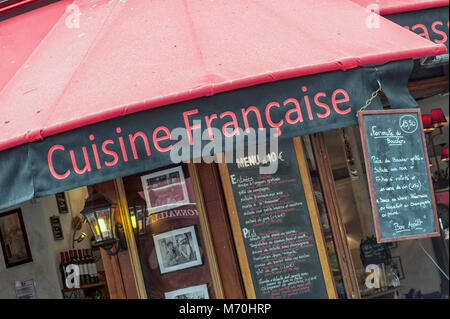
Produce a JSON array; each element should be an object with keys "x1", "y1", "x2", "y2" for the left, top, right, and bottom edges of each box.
[
  {"x1": 59, "y1": 252, "x2": 68, "y2": 289},
  {"x1": 69, "y1": 250, "x2": 78, "y2": 285},
  {"x1": 67, "y1": 250, "x2": 80, "y2": 287},
  {"x1": 88, "y1": 249, "x2": 99, "y2": 283},
  {"x1": 83, "y1": 249, "x2": 94, "y2": 285},
  {"x1": 63, "y1": 251, "x2": 71, "y2": 286},
  {"x1": 77, "y1": 249, "x2": 89, "y2": 285},
  {"x1": 83, "y1": 249, "x2": 93, "y2": 285}
]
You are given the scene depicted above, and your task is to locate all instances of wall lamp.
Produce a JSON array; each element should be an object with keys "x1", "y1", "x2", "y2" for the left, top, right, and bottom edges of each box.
[{"x1": 80, "y1": 190, "x2": 126, "y2": 258}]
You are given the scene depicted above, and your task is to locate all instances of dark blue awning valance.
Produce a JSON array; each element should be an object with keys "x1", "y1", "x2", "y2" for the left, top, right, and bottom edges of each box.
[
  {"x1": 0, "y1": 60, "x2": 419, "y2": 211},
  {"x1": 385, "y1": 6, "x2": 449, "y2": 53}
]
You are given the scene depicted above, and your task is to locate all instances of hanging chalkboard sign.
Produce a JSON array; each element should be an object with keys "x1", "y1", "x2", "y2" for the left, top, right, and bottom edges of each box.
[
  {"x1": 358, "y1": 109, "x2": 440, "y2": 243},
  {"x1": 360, "y1": 236, "x2": 392, "y2": 266},
  {"x1": 218, "y1": 138, "x2": 336, "y2": 299}
]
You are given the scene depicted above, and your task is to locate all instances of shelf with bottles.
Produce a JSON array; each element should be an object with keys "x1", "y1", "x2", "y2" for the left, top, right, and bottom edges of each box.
[
  {"x1": 59, "y1": 248, "x2": 105, "y2": 291},
  {"x1": 61, "y1": 280, "x2": 106, "y2": 293},
  {"x1": 62, "y1": 279, "x2": 109, "y2": 299}
]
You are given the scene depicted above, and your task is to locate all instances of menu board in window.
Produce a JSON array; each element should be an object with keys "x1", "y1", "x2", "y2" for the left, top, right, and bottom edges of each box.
[
  {"x1": 358, "y1": 109, "x2": 440, "y2": 243},
  {"x1": 219, "y1": 138, "x2": 336, "y2": 299}
]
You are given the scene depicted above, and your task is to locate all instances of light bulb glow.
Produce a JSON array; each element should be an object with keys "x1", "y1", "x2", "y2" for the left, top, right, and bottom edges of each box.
[
  {"x1": 131, "y1": 215, "x2": 137, "y2": 229},
  {"x1": 98, "y1": 218, "x2": 107, "y2": 234},
  {"x1": 94, "y1": 224, "x2": 100, "y2": 234}
]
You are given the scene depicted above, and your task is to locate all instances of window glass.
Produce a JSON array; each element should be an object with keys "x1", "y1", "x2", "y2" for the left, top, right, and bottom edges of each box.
[
  {"x1": 122, "y1": 164, "x2": 216, "y2": 299},
  {"x1": 302, "y1": 136, "x2": 347, "y2": 299},
  {"x1": 323, "y1": 127, "x2": 448, "y2": 299}
]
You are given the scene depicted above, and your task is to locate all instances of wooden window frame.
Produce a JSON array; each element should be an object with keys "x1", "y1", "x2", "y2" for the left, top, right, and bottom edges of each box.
[
  {"x1": 103, "y1": 163, "x2": 235, "y2": 299},
  {"x1": 309, "y1": 132, "x2": 362, "y2": 299}
]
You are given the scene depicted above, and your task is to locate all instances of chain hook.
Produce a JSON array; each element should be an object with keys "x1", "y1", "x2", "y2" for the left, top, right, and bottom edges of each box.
[{"x1": 358, "y1": 81, "x2": 382, "y2": 114}]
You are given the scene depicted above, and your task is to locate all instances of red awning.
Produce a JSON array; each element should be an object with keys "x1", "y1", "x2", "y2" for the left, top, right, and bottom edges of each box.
[
  {"x1": 0, "y1": 0, "x2": 67, "y2": 92},
  {"x1": 351, "y1": 0, "x2": 449, "y2": 15},
  {"x1": 0, "y1": 0, "x2": 446, "y2": 153}
]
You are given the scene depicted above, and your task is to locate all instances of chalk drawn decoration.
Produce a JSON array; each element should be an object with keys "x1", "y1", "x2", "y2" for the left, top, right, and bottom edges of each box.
[{"x1": 399, "y1": 114, "x2": 418, "y2": 134}]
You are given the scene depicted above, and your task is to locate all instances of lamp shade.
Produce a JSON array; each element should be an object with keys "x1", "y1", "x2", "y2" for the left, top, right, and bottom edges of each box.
[
  {"x1": 441, "y1": 148, "x2": 449, "y2": 162},
  {"x1": 80, "y1": 191, "x2": 116, "y2": 244},
  {"x1": 422, "y1": 114, "x2": 435, "y2": 133},
  {"x1": 431, "y1": 108, "x2": 447, "y2": 128}
]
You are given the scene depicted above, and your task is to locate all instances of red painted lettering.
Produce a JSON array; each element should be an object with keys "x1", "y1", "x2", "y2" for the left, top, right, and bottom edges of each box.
[
  {"x1": 102, "y1": 140, "x2": 119, "y2": 167},
  {"x1": 431, "y1": 21, "x2": 448, "y2": 44},
  {"x1": 183, "y1": 109, "x2": 201, "y2": 145},
  {"x1": 69, "y1": 147, "x2": 91, "y2": 174},
  {"x1": 220, "y1": 111, "x2": 240, "y2": 137},
  {"x1": 301, "y1": 86, "x2": 314, "y2": 120},
  {"x1": 265, "y1": 101, "x2": 283, "y2": 137},
  {"x1": 48, "y1": 145, "x2": 70, "y2": 179},
  {"x1": 205, "y1": 114, "x2": 218, "y2": 140},
  {"x1": 314, "y1": 92, "x2": 330, "y2": 118},
  {"x1": 129, "y1": 131, "x2": 151, "y2": 159},
  {"x1": 283, "y1": 98, "x2": 303, "y2": 124},
  {"x1": 116, "y1": 127, "x2": 128, "y2": 162},
  {"x1": 332, "y1": 89, "x2": 351, "y2": 115},
  {"x1": 412, "y1": 24, "x2": 430, "y2": 40},
  {"x1": 153, "y1": 126, "x2": 172, "y2": 152},
  {"x1": 89, "y1": 135, "x2": 101, "y2": 169},
  {"x1": 241, "y1": 106, "x2": 263, "y2": 133}
]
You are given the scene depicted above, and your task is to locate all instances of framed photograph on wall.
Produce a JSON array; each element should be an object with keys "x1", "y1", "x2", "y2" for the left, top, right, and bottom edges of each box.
[
  {"x1": 141, "y1": 166, "x2": 190, "y2": 214},
  {"x1": 0, "y1": 208, "x2": 33, "y2": 268},
  {"x1": 49, "y1": 216, "x2": 64, "y2": 240},
  {"x1": 55, "y1": 192, "x2": 69, "y2": 214},
  {"x1": 164, "y1": 284, "x2": 210, "y2": 299},
  {"x1": 153, "y1": 225, "x2": 202, "y2": 274}
]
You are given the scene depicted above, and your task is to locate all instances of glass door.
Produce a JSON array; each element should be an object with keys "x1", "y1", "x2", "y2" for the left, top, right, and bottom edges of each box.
[
  {"x1": 118, "y1": 163, "x2": 223, "y2": 299},
  {"x1": 302, "y1": 135, "x2": 359, "y2": 299},
  {"x1": 321, "y1": 126, "x2": 448, "y2": 299}
]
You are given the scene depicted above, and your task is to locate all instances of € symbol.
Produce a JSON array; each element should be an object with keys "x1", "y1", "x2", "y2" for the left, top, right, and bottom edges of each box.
[{"x1": 278, "y1": 152, "x2": 285, "y2": 162}]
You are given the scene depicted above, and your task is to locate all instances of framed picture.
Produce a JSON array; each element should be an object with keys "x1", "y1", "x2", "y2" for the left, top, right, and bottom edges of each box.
[
  {"x1": 164, "y1": 284, "x2": 210, "y2": 299},
  {"x1": 0, "y1": 208, "x2": 33, "y2": 268},
  {"x1": 153, "y1": 225, "x2": 202, "y2": 274},
  {"x1": 49, "y1": 216, "x2": 64, "y2": 240},
  {"x1": 141, "y1": 166, "x2": 190, "y2": 214},
  {"x1": 391, "y1": 256, "x2": 405, "y2": 280},
  {"x1": 55, "y1": 192, "x2": 69, "y2": 214},
  {"x1": 15, "y1": 279, "x2": 37, "y2": 299}
]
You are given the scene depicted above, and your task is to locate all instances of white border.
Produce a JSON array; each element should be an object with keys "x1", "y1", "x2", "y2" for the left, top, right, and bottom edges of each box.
[
  {"x1": 140, "y1": 166, "x2": 190, "y2": 214},
  {"x1": 164, "y1": 283, "x2": 209, "y2": 299},
  {"x1": 153, "y1": 225, "x2": 202, "y2": 274}
]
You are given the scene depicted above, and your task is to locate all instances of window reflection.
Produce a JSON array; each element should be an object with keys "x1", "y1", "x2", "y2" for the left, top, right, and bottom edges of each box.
[{"x1": 122, "y1": 164, "x2": 216, "y2": 299}]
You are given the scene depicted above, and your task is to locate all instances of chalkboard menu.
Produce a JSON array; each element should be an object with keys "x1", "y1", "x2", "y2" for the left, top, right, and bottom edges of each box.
[
  {"x1": 360, "y1": 236, "x2": 392, "y2": 266},
  {"x1": 223, "y1": 139, "x2": 330, "y2": 299},
  {"x1": 358, "y1": 109, "x2": 440, "y2": 243}
]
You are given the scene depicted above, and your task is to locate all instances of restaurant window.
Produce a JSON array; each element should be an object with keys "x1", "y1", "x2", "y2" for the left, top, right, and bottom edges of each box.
[
  {"x1": 120, "y1": 163, "x2": 223, "y2": 299},
  {"x1": 322, "y1": 126, "x2": 449, "y2": 299},
  {"x1": 302, "y1": 136, "x2": 347, "y2": 299}
]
